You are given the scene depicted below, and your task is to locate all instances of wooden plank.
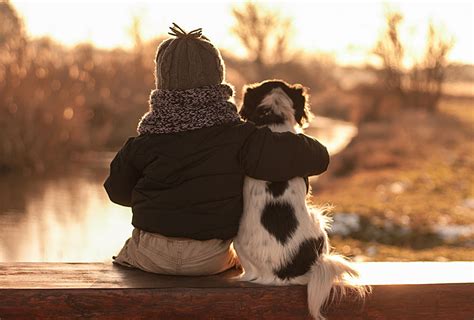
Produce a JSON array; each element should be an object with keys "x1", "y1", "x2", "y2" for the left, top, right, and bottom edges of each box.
[
  {"x1": 0, "y1": 263, "x2": 256, "y2": 289},
  {"x1": 0, "y1": 262, "x2": 473, "y2": 319},
  {"x1": 1, "y1": 262, "x2": 473, "y2": 289},
  {"x1": 0, "y1": 284, "x2": 473, "y2": 319}
]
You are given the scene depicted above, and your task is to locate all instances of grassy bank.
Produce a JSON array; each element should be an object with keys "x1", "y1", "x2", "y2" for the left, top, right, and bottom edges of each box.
[{"x1": 311, "y1": 97, "x2": 474, "y2": 261}]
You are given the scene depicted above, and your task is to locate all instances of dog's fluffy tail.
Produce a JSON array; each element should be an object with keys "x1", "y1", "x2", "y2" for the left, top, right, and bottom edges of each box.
[{"x1": 307, "y1": 254, "x2": 369, "y2": 320}]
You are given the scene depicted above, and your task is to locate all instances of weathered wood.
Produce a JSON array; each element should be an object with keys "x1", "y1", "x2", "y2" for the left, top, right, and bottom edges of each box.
[
  {"x1": 2, "y1": 262, "x2": 473, "y2": 289},
  {"x1": 1, "y1": 284, "x2": 473, "y2": 320},
  {"x1": 0, "y1": 262, "x2": 473, "y2": 319}
]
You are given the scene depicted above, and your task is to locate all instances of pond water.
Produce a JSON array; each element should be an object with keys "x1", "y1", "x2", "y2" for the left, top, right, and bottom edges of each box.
[
  {"x1": 0, "y1": 118, "x2": 357, "y2": 262},
  {"x1": 0, "y1": 167, "x2": 133, "y2": 262}
]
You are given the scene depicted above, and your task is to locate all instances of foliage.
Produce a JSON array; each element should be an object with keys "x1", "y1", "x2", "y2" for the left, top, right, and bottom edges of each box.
[{"x1": 0, "y1": 1, "x2": 158, "y2": 173}]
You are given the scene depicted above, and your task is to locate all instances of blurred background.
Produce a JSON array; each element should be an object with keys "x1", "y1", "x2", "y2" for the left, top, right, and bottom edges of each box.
[{"x1": 0, "y1": 0, "x2": 473, "y2": 262}]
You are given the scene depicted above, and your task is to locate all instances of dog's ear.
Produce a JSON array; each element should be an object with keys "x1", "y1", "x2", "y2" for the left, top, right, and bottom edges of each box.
[
  {"x1": 286, "y1": 84, "x2": 310, "y2": 126},
  {"x1": 239, "y1": 85, "x2": 258, "y2": 121}
]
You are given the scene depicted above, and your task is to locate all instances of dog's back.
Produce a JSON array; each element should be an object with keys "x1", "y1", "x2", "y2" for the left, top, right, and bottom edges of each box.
[
  {"x1": 235, "y1": 80, "x2": 367, "y2": 320},
  {"x1": 235, "y1": 175, "x2": 328, "y2": 284}
]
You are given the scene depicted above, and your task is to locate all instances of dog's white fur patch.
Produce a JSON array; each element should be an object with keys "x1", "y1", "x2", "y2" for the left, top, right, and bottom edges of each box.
[
  {"x1": 234, "y1": 84, "x2": 368, "y2": 320},
  {"x1": 259, "y1": 87, "x2": 298, "y2": 131}
]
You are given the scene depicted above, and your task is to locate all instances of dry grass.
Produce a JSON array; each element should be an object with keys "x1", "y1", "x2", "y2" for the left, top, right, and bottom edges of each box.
[
  {"x1": 330, "y1": 237, "x2": 474, "y2": 262},
  {"x1": 312, "y1": 96, "x2": 474, "y2": 261},
  {"x1": 439, "y1": 97, "x2": 474, "y2": 124}
]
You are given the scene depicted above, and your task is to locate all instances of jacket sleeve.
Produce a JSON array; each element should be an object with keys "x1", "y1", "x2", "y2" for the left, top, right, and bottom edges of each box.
[
  {"x1": 239, "y1": 126, "x2": 330, "y2": 181},
  {"x1": 104, "y1": 137, "x2": 141, "y2": 207}
]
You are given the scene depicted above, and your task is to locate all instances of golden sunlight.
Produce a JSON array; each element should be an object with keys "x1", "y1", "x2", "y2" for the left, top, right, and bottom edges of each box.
[
  {"x1": 2, "y1": 0, "x2": 473, "y2": 266},
  {"x1": 12, "y1": 0, "x2": 474, "y2": 65}
]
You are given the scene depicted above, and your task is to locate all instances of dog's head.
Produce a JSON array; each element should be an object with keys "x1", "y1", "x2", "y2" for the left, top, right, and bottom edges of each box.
[{"x1": 239, "y1": 80, "x2": 310, "y2": 127}]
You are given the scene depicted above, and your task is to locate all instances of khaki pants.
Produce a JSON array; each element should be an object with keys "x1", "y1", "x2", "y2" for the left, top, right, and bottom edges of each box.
[{"x1": 113, "y1": 228, "x2": 237, "y2": 276}]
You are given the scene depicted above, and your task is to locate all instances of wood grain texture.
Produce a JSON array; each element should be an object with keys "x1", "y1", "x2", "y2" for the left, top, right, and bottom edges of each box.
[
  {"x1": 1, "y1": 284, "x2": 473, "y2": 320},
  {"x1": 0, "y1": 262, "x2": 473, "y2": 319}
]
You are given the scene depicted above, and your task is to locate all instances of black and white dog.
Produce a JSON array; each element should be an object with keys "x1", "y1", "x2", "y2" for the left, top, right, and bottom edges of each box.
[{"x1": 234, "y1": 80, "x2": 366, "y2": 320}]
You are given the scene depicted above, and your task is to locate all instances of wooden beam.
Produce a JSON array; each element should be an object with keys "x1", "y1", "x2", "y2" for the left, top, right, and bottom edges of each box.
[{"x1": 0, "y1": 262, "x2": 473, "y2": 319}]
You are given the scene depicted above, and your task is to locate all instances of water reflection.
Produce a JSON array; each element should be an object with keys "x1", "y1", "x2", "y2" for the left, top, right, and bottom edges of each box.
[
  {"x1": 308, "y1": 116, "x2": 358, "y2": 155},
  {"x1": 0, "y1": 168, "x2": 132, "y2": 262}
]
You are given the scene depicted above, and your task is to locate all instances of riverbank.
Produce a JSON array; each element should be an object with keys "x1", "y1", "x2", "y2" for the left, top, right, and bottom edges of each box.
[{"x1": 312, "y1": 97, "x2": 474, "y2": 261}]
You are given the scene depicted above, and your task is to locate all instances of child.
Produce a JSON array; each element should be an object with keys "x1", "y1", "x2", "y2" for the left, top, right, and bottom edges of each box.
[{"x1": 104, "y1": 24, "x2": 330, "y2": 276}]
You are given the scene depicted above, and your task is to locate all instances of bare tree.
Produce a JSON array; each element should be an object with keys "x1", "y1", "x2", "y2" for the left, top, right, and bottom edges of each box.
[
  {"x1": 410, "y1": 22, "x2": 454, "y2": 111},
  {"x1": 231, "y1": 2, "x2": 293, "y2": 73},
  {"x1": 372, "y1": 10, "x2": 405, "y2": 95},
  {"x1": 372, "y1": 9, "x2": 454, "y2": 115},
  {"x1": 128, "y1": 15, "x2": 143, "y2": 52}
]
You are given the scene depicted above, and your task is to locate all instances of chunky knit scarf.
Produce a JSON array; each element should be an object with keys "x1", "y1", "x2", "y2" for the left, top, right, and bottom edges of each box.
[{"x1": 137, "y1": 84, "x2": 240, "y2": 135}]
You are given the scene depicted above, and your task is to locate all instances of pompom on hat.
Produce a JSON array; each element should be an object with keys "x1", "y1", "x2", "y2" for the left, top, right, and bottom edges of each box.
[{"x1": 154, "y1": 23, "x2": 225, "y2": 90}]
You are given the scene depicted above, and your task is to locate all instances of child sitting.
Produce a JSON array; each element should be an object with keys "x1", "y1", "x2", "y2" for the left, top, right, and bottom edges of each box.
[{"x1": 104, "y1": 24, "x2": 330, "y2": 276}]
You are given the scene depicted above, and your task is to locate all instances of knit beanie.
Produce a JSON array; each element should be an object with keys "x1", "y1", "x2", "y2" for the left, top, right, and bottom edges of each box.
[{"x1": 155, "y1": 23, "x2": 225, "y2": 90}]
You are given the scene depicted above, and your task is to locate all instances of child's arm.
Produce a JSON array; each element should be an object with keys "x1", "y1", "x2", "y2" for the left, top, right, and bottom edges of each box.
[
  {"x1": 104, "y1": 138, "x2": 141, "y2": 207},
  {"x1": 240, "y1": 126, "x2": 329, "y2": 181}
]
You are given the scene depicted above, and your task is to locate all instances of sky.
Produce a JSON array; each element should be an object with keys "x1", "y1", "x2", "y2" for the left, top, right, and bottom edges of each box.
[{"x1": 10, "y1": 0, "x2": 474, "y2": 66}]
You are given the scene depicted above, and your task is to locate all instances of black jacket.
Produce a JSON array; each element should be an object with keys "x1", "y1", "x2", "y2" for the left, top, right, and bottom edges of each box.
[{"x1": 104, "y1": 121, "x2": 329, "y2": 240}]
